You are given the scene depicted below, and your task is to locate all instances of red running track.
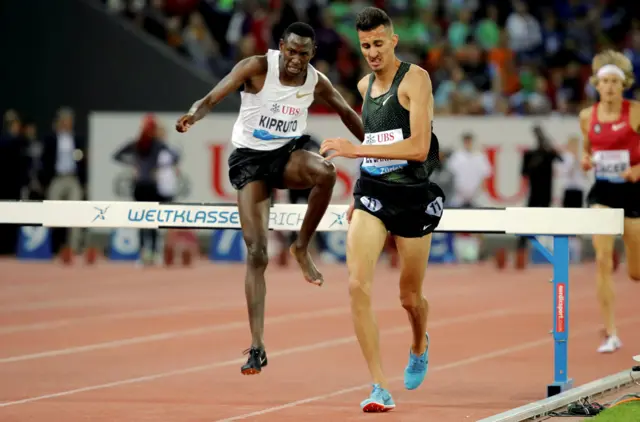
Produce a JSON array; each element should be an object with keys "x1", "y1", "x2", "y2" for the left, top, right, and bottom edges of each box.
[{"x1": 0, "y1": 260, "x2": 638, "y2": 422}]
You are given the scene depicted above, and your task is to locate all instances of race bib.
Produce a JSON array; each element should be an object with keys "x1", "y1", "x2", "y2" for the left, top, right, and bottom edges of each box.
[
  {"x1": 361, "y1": 128, "x2": 408, "y2": 176},
  {"x1": 593, "y1": 150, "x2": 630, "y2": 183},
  {"x1": 252, "y1": 102, "x2": 305, "y2": 141}
]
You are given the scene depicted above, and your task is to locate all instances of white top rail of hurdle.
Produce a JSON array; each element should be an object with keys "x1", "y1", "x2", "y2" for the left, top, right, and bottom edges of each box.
[{"x1": 0, "y1": 200, "x2": 624, "y2": 235}]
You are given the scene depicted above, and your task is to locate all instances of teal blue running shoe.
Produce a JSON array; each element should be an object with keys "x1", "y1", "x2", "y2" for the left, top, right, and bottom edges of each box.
[
  {"x1": 360, "y1": 384, "x2": 396, "y2": 412},
  {"x1": 404, "y1": 332, "x2": 429, "y2": 390}
]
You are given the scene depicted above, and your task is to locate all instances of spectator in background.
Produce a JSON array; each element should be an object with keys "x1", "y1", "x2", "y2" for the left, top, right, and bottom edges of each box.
[
  {"x1": 448, "y1": 8, "x2": 473, "y2": 51},
  {"x1": 510, "y1": 73, "x2": 552, "y2": 115},
  {"x1": 442, "y1": 0, "x2": 478, "y2": 21},
  {"x1": 475, "y1": 4, "x2": 500, "y2": 51},
  {"x1": 557, "y1": 61, "x2": 586, "y2": 114},
  {"x1": 521, "y1": 125, "x2": 562, "y2": 208},
  {"x1": 516, "y1": 125, "x2": 563, "y2": 267},
  {"x1": 154, "y1": 122, "x2": 181, "y2": 203},
  {"x1": 0, "y1": 110, "x2": 26, "y2": 255},
  {"x1": 446, "y1": 132, "x2": 492, "y2": 209},
  {"x1": 434, "y1": 66, "x2": 481, "y2": 114},
  {"x1": 40, "y1": 107, "x2": 87, "y2": 260},
  {"x1": 308, "y1": 7, "x2": 342, "y2": 66},
  {"x1": 556, "y1": 135, "x2": 588, "y2": 263},
  {"x1": 21, "y1": 120, "x2": 44, "y2": 200},
  {"x1": 182, "y1": 11, "x2": 221, "y2": 72},
  {"x1": 540, "y1": 10, "x2": 565, "y2": 68},
  {"x1": 557, "y1": 135, "x2": 586, "y2": 209},
  {"x1": 113, "y1": 114, "x2": 179, "y2": 266},
  {"x1": 505, "y1": 0, "x2": 542, "y2": 63},
  {"x1": 140, "y1": 0, "x2": 171, "y2": 42},
  {"x1": 488, "y1": 30, "x2": 520, "y2": 100},
  {"x1": 430, "y1": 149, "x2": 455, "y2": 206},
  {"x1": 445, "y1": 130, "x2": 492, "y2": 264},
  {"x1": 226, "y1": 0, "x2": 255, "y2": 60},
  {"x1": 108, "y1": 0, "x2": 637, "y2": 116}
]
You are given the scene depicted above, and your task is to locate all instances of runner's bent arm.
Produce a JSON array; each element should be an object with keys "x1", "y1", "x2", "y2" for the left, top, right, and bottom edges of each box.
[
  {"x1": 630, "y1": 101, "x2": 640, "y2": 135},
  {"x1": 624, "y1": 101, "x2": 640, "y2": 181},
  {"x1": 315, "y1": 72, "x2": 365, "y2": 142},
  {"x1": 353, "y1": 68, "x2": 432, "y2": 161},
  {"x1": 578, "y1": 107, "x2": 592, "y2": 170},
  {"x1": 185, "y1": 56, "x2": 268, "y2": 124}
]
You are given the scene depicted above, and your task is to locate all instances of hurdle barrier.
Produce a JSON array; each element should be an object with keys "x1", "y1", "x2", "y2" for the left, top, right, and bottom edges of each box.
[{"x1": 0, "y1": 200, "x2": 625, "y2": 397}]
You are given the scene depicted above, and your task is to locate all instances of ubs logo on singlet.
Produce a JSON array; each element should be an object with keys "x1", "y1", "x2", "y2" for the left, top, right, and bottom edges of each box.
[
  {"x1": 270, "y1": 103, "x2": 302, "y2": 116},
  {"x1": 364, "y1": 131, "x2": 399, "y2": 145},
  {"x1": 361, "y1": 128, "x2": 408, "y2": 175}
]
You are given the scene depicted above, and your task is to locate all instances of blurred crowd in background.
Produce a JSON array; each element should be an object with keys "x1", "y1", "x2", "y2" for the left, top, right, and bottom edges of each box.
[{"x1": 103, "y1": 0, "x2": 640, "y2": 115}]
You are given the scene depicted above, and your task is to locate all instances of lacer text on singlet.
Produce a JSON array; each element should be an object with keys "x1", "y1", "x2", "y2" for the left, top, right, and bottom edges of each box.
[{"x1": 593, "y1": 150, "x2": 630, "y2": 183}]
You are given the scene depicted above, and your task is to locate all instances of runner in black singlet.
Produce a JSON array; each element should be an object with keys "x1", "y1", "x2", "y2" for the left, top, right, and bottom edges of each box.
[
  {"x1": 352, "y1": 62, "x2": 443, "y2": 237},
  {"x1": 320, "y1": 7, "x2": 443, "y2": 413}
]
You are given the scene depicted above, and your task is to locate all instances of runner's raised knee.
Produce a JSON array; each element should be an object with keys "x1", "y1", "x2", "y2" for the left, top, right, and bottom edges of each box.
[{"x1": 315, "y1": 159, "x2": 336, "y2": 186}]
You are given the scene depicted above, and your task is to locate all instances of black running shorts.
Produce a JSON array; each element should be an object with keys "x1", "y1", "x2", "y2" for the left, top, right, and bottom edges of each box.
[
  {"x1": 353, "y1": 174, "x2": 446, "y2": 238},
  {"x1": 587, "y1": 180, "x2": 640, "y2": 218},
  {"x1": 228, "y1": 136, "x2": 310, "y2": 191}
]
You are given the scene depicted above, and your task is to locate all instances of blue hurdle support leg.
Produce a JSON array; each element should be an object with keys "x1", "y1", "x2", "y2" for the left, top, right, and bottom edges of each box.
[{"x1": 528, "y1": 235, "x2": 574, "y2": 397}]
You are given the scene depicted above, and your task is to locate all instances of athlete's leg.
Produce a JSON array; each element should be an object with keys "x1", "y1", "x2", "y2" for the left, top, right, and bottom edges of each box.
[
  {"x1": 622, "y1": 217, "x2": 640, "y2": 281},
  {"x1": 394, "y1": 233, "x2": 432, "y2": 390},
  {"x1": 348, "y1": 210, "x2": 388, "y2": 387},
  {"x1": 590, "y1": 204, "x2": 620, "y2": 352},
  {"x1": 347, "y1": 209, "x2": 396, "y2": 412},
  {"x1": 237, "y1": 180, "x2": 271, "y2": 373},
  {"x1": 283, "y1": 149, "x2": 337, "y2": 285}
]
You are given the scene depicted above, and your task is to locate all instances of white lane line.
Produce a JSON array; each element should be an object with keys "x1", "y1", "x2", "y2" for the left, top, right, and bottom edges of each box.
[
  {"x1": 0, "y1": 307, "x2": 523, "y2": 407},
  {"x1": 0, "y1": 307, "x2": 347, "y2": 364},
  {"x1": 213, "y1": 316, "x2": 640, "y2": 421},
  {"x1": 0, "y1": 270, "x2": 506, "y2": 330},
  {"x1": 0, "y1": 303, "x2": 231, "y2": 335},
  {"x1": 0, "y1": 278, "x2": 536, "y2": 358}
]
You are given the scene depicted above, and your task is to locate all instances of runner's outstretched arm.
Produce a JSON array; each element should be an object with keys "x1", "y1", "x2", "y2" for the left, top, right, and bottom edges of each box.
[{"x1": 175, "y1": 56, "x2": 268, "y2": 131}]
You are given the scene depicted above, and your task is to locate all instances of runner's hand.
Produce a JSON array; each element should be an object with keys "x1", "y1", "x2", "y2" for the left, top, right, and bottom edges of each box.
[
  {"x1": 320, "y1": 138, "x2": 358, "y2": 160},
  {"x1": 621, "y1": 165, "x2": 640, "y2": 183},
  {"x1": 176, "y1": 115, "x2": 194, "y2": 133},
  {"x1": 581, "y1": 153, "x2": 593, "y2": 171}
]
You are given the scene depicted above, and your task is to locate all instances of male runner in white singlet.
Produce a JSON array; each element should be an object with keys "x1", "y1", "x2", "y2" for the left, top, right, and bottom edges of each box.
[{"x1": 176, "y1": 23, "x2": 364, "y2": 375}]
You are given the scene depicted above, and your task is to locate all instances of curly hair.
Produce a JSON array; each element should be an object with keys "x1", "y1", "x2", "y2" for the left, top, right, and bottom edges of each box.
[{"x1": 589, "y1": 49, "x2": 635, "y2": 89}]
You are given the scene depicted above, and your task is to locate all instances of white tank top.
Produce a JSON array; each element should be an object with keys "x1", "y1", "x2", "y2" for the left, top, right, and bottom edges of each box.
[{"x1": 231, "y1": 49, "x2": 319, "y2": 151}]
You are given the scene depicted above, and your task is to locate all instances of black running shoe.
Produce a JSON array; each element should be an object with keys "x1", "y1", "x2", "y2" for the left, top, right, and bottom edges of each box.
[{"x1": 241, "y1": 347, "x2": 268, "y2": 375}]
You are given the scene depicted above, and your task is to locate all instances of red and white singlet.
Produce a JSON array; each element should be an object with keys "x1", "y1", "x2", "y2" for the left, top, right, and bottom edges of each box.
[{"x1": 588, "y1": 100, "x2": 640, "y2": 184}]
